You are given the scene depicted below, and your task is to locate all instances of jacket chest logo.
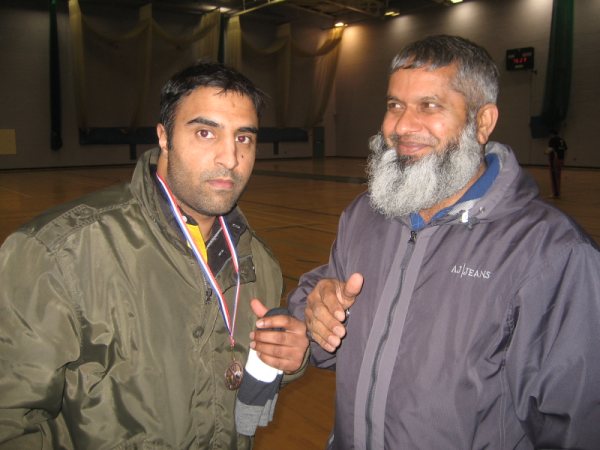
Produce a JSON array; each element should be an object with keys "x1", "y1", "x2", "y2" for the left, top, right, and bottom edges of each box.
[{"x1": 450, "y1": 263, "x2": 492, "y2": 279}]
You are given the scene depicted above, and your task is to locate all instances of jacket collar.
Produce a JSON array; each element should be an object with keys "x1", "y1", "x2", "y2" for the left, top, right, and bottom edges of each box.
[{"x1": 405, "y1": 142, "x2": 540, "y2": 230}]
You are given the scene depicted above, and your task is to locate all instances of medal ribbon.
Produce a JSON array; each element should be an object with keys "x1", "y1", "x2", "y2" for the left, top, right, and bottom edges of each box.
[{"x1": 156, "y1": 174, "x2": 241, "y2": 347}]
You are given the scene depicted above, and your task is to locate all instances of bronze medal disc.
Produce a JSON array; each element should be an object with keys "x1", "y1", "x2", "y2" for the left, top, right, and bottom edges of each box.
[{"x1": 225, "y1": 360, "x2": 244, "y2": 390}]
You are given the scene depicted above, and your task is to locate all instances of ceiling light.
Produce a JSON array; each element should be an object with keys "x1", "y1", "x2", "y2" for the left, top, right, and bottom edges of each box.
[
  {"x1": 384, "y1": 10, "x2": 400, "y2": 17},
  {"x1": 449, "y1": 0, "x2": 463, "y2": 3},
  {"x1": 334, "y1": 22, "x2": 346, "y2": 27}
]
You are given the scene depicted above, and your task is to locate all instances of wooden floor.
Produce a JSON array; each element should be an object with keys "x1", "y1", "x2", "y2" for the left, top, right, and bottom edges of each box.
[{"x1": 1, "y1": 157, "x2": 599, "y2": 449}]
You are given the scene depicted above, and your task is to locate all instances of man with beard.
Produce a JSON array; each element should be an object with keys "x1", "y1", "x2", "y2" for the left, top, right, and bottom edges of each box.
[
  {"x1": 288, "y1": 35, "x2": 600, "y2": 449},
  {"x1": 0, "y1": 61, "x2": 308, "y2": 449}
]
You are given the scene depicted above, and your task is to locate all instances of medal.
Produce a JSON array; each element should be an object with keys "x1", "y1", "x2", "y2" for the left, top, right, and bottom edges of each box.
[
  {"x1": 225, "y1": 358, "x2": 244, "y2": 390},
  {"x1": 157, "y1": 174, "x2": 244, "y2": 390}
]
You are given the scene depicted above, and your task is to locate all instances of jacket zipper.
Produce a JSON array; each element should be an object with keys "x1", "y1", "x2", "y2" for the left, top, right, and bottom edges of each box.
[{"x1": 365, "y1": 230, "x2": 418, "y2": 449}]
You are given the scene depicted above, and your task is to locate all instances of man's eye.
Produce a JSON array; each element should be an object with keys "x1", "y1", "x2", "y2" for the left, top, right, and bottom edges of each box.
[
  {"x1": 237, "y1": 135, "x2": 254, "y2": 144},
  {"x1": 197, "y1": 129, "x2": 215, "y2": 139},
  {"x1": 423, "y1": 102, "x2": 440, "y2": 110},
  {"x1": 387, "y1": 102, "x2": 401, "y2": 111}
]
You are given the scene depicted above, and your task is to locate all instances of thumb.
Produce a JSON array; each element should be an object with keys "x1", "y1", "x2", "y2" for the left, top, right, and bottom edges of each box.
[
  {"x1": 343, "y1": 273, "x2": 363, "y2": 302},
  {"x1": 335, "y1": 273, "x2": 363, "y2": 321},
  {"x1": 250, "y1": 298, "x2": 268, "y2": 319}
]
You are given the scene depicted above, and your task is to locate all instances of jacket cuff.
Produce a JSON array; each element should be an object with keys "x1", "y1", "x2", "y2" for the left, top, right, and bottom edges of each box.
[{"x1": 281, "y1": 347, "x2": 310, "y2": 385}]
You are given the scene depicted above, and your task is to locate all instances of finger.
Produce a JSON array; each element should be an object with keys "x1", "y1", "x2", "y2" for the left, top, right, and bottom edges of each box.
[
  {"x1": 250, "y1": 298, "x2": 269, "y2": 319},
  {"x1": 253, "y1": 318, "x2": 306, "y2": 347},
  {"x1": 305, "y1": 305, "x2": 342, "y2": 352},
  {"x1": 257, "y1": 314, "x2": 304, "y2": 334},
  {"x1": 304, "y1": 278, "x2": 359, "y2": 352},
  {"x1": 254, "y1": 347, "x2": 304, "y2": 373},
  {"x1": 333, "y1": 273, "x2": 364, "y2": 321},
  {"x1": 314, "y1": 280, "x2": 347, "y2": 326},
  {"x1": 308, "y1": 288, "x2": 346, "y2": 339},
  {"x1": 252, "y1": 328, "x2": 302, "y2": 346},
  {"x1": 310, "y1": 323, "x2": 341, "y2": 352},
  {"x1": 251, "y1": 325, "x2": 308, "y2": 368},
  {"x1": 252, "y1": 317, "x2": 307, "y2": 351},
  {"x1": 251, "y1": 330, "x2": 308, "y2": 373}
]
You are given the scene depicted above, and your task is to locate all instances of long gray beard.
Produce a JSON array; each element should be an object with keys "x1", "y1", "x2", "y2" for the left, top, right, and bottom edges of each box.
[{"x1": 366, "y1": 122, "x2": 483, "y2": 219}]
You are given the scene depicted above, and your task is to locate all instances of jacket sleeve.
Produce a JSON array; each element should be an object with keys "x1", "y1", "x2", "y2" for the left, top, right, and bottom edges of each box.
[
  {"x1": 287, "y1": 207, "x2": 353, "y2": 370},
  {"x1": 506, "y1": 241, "x2": 600, "y2": 448},
  {"x1": 287, "y1": 263, "x2": 337, "y2": 369},
  {"x1": 0, "y1": 232, "x2": 81, "y2": 447}
]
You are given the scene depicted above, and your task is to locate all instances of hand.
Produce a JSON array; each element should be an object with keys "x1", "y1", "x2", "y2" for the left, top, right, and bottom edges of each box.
[
  {"x1": 249, "y1": 299, "x2": 309, "y2": 374},
  {"x1": 305, "y1": 273, "x2": 363, "y2": 353}
]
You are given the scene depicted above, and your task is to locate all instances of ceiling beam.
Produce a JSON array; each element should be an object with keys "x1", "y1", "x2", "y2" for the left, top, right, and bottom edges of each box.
[
  {"x1": 230, "y1": 0, "x2": 287, "y2": 17},
  {"x1": 320, "y1": 0, "x2": 383, "y2": 17}
]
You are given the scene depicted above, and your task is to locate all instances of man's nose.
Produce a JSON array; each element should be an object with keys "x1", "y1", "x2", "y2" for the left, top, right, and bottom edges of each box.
[
  {"x1": 391, "y1": 108, "x2": 422, "y2": 135},
  {"x1": 215, "y1": 137, "x2": 238, "y2": 170}
]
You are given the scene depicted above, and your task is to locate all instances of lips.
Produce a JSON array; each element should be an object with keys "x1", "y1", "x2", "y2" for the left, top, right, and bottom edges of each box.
[
  {"x1": 207, "y1": 178, "x2": 235, "y2": 190},
  {"x1": 396, "y1": 141, "x2": 428, "y2": 154},
  {"x1": 391, "y1": 135, "x2": 438, "y2": 157}
]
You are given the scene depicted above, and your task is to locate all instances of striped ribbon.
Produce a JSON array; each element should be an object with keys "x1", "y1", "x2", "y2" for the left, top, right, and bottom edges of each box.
[{"x1": 156, "y1": 173, "x2": 241, "y2": 347}]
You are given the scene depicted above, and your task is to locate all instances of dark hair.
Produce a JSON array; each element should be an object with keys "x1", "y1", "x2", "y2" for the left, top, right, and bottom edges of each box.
[
  {"x1": 159, "y1": 61, "x2": 267, "y2": 148},
  {"x1": 390, "y1": 35, "x2": 499, "y2": 119}
]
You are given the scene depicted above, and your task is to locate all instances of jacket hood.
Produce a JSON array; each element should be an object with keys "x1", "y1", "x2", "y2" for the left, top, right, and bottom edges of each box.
[{"x1": 131, "y1": 147, "x2": 182, "y2": 249}]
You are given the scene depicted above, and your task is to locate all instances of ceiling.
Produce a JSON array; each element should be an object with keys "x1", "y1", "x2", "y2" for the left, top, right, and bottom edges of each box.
[
  {"x1": 236, "y1": 0, "x2": 452, "y2": 27},
  {"x1": 80, "y1": 0, "x2": 455, "y2": 28}
]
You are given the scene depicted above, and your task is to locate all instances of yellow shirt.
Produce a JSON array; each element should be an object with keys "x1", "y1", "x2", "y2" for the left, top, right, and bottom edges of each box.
[{"x1": 185, "y1": 223, "x2": 208, "y2": 262}]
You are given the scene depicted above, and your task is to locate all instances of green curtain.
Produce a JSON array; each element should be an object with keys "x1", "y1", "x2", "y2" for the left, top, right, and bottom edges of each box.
[
  {"x1": 68, "y1": 0, "x2": 220, "y2": 131},
  {"x1": 50, "y1": 0, "x2": 62, "y2": 150},
  {"x1": 540, "y1": 0, "x2": 574, "y2": 132},
  {"x1": 235, "y1": 22, "x2": 344, "y2": 128}
]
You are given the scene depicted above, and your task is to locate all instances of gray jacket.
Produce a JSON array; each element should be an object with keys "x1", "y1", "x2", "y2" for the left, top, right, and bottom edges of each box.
[{"x1": 288, "y1": 142, "x2": 600, "y2": 449}]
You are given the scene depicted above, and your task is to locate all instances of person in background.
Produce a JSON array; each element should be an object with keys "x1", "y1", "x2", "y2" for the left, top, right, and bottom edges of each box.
[
  {"x1": 546, "y1": 129, "x2": 568, "y2": 198},
  {"x1": 288, "y1": 35, "x2": 600, "y2": 449},
  {"x1": 0, "y1": 61, "x2": 308, "y2": 449}
]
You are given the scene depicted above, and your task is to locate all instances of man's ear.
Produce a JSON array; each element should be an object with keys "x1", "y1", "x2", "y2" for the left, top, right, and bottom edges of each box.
[
  {"x1": 475, "y1": 104, "x2": 499, "y2": 144},
  {"x1": 157, "y1": 123, "x2": 169, "y2": 155},
  {"x1": 156, "y1": 124, "x2": 170, "y2": 177}
]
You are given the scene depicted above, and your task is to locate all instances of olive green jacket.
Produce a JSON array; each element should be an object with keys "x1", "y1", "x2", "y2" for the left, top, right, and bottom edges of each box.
[{"x1": 0, "y1": 148, "x2": 288, "y2": 449}]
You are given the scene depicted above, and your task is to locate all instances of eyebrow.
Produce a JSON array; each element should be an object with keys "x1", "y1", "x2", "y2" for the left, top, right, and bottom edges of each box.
[
  {"x1": 386, "y1": 94, "x2": 443, "y2": 104},
  {"x1": 186, "y1": 116, "x2": 220, "y2": 128},
  {"x1": 420, "y1": 95, "x2": 442, "y2": 102},
  {"x1": 186, "y1": 116, "x2": 258, "y2": 135}
]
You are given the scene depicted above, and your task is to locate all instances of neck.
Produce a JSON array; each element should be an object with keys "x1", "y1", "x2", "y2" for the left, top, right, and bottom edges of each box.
[
  {"x1": 418, "y1": 161, "x2": 487, "y2": 223},
  {"x1": 157, "y1": 153, "x2": 216, "y2": 239}
]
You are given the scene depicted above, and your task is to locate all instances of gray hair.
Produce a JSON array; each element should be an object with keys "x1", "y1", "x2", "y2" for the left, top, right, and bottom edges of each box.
[{"x1": 390, "y1": 35, "x2": 499, "y2": 119}]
